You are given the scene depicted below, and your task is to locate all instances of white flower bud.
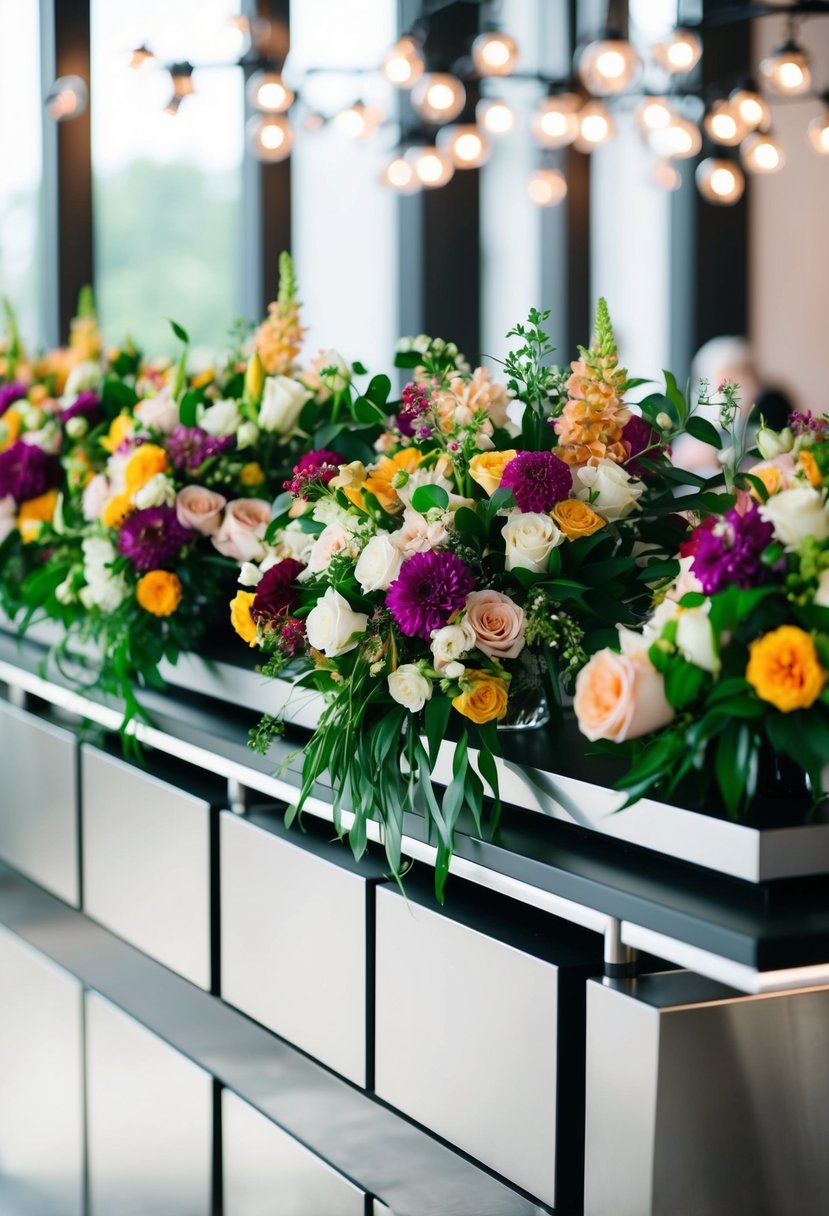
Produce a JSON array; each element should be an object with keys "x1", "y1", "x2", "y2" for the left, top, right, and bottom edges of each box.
[
  {"x1": 238, "y1": 562, "x2": 263, "y2": 587},
  {"x1": 757, "y1": 425, "x2": 794, "y2": 461},
  {"x1": 656, "y1": 412, "x2": 673, "y2": 432},
  {"x1": 236, "y1": 421, "x2": 260, "y2": 450},
  {"x1": 65, "y1": 416, "x2": 88, "y2": 439}
]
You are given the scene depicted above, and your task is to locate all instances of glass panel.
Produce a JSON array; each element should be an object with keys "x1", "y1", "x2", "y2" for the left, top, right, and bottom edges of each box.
[
  {"x1": 90, "y1": 0, "x2": 246, "y2": 357},
  {"x1": 0, "y1": 0, "x2": 45, "y2": 349}
]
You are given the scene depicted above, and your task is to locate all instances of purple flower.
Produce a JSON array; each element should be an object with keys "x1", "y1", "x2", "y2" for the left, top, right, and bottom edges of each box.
[
  {"x1": 295, "y1": 448, "x2": 344, "y2": 474},
  {"x1": 0, "y1": 440, "x2": 58, "y2": 504},
  {"x1": 691, "y1": 504, "x2": 773, "y2": 595},
  {"x1": 284, "y1": 448, "x2": 344, "y2": 498},
  {"x1": 386, "y1": 551, "x2": 475, "y2": 639},
  {"x1": 117, "y1": 506, "x2": 193, "y2": 571},
  {"x1": 0, "y1": 383, "x2": 27, "y2": 417},
  {"x1": 61, "y1": 390, "x2": 101, "y2": 426},
  {"x1": 621, "y1": 415, "x2": 662, "y2": 478},
  {"x1": 166, "y1": 425, "x2": 233, "y2": 471},
  {"x1": 252, "y1": 558, "x2": 304, "y2": 625},
  {"x1": 500, "y1": 450, "x2": 572, "y2": 513},
  {"x1": 395, "y1": 412, "x2": 417, "y2": 438}
]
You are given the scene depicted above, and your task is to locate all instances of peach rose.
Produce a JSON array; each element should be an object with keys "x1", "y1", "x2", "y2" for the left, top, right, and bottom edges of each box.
[
  {"x1": 574, "y1": 633, "x2": 674, "y2": 743},
  {"x1": 176, "y1": 485, "x2": 227, "y2": 536},
  {"x1": 212, "y1": 498, "x2": 271, "y2": 562},
  {"x1": 464, "y1": 590, "x2": 526, "y2": 660}
]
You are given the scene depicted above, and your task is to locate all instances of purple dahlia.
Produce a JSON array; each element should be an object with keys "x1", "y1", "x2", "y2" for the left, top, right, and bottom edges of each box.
[
  {"x1": 0, "y1": 440, "x2": 58, "y2": 504},
  {"x1": 284, "y1": 448, "x2": 345, "y2": 497},
  {"x1": 61, "y1": 390, "x2": 101, "y2": 426},
  {"x1": 0, "y1": 383, "x2": 27, "y2": 417},
  {"x1": 621, "y1": 415, "x2": 662, "y2": 478},
  {"x1": 500, "y1": 450, "x2": 572, "y2": 513},
  {"x1": 252, "y1": 558, "x2": 304, "y2": 625},
  {"x1": 117, "y1": 506, "x2": 193, "y2": 571},
  {"x1": 166, "y1": 425, "x2": 234, "y2": 471},
  {"x1": 386, "y1": 550, "x2": 475, "y2": 640},
  {"x1": 691, "y1": 504, "x2": 773, "y2": 595}
]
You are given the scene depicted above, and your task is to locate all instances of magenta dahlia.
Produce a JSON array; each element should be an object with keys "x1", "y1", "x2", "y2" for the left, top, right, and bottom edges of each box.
[
  {"x1": 500, "y1": 450, "x2": 572, "y2": 513},
  {"x1": 691, "y1": 505, "x2": 773, "y2": 595},
  {"x1": 284, "y1": 448, "x2": 345, "y2": 498},
  {"x1": 61, "y1": 390, "x2": 101, "y2": 426},
  {"x1": 386, "y1": 550, "x2": 475, "y2": 640},
  {"x1": 0, "y1": 383, "x2": 27, "y2": 417},
  {"x1": 0, "y1": 440, "x2": 59, "y2": 504},
  {"x1": 252, "y1": 558, "x2": 304, "y2": 625},
  {"x1": 117, "y1": 506, "x2": 193, "y2": 571},
  {"x1": 166, "y1": 425, "x2": 234, "y2": 471}
]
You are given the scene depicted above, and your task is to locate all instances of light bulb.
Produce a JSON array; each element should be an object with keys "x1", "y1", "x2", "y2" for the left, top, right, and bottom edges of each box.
[
  {"x1": 574, "y1": 101, "x2": 615, "y2": 151},
  {"x1": 382, "y1": 36, "x2": 424, "y2": 88},
  {"x1": 696, "y1": 158, "x2": 745, "y2": 205},
  {"x1": 651, "y1": 159, "x2": 682, "y2": 191},
  {"x1": 334, "y1": 102, "x2": 384, "y2": 140},
  {"x1": 741, "y1": 131, "x2": 785, "y2": 174},
  {"x1": 729, "y1": 86, "x2": 770, "y2": 132},
  {"x1": 247, "y1": 114, "x2": 294, "y2": 162},
  {"x1": 471, "y1": 31, "x2": 519, "y2": 77},
  {"x1": 476, "y1": 98, "x2": 515, "y2": 135},
  {"x1": 128, "y1": 45, "x2": 153, "y2": 71},
  {"x1": 636, "y1": 96, "x2": 674, "y2": 133},
  {"x1": 437, "y1": 123, "x2": 492, "y2": 168},
  {"x1": 648, "y1": 116, "x2": 702, "y2": 160},
  {"x1": 169, "y1": 63, "x2": 194, "y2": 101},
  {"x1": 578, "y1": 38, "x2": 641, "y2": 95},
  {"x1": 380, "y1": 155, "x2": 419, "y2": 193},
  {"x1": 704, "y1": 100, "x2": 748, "y2": 147},
  {"x1": 411, "y1": 73, "x2": 466, "y2": 124},
  {"x1": 44, "y1": 74, "x2": 88, "y2": 121},
  {"x1": 247, "y1": 70, "x2": 294, "y2": 114},
  {"x1": 531, "y1": 94, "x2": 581, "y2": 148},
  {"x1": 406, "y1": 145, "x2": 455, "y2": 188},
  {"x1": 760, "y1": 41, "x2": 811, "y2": 96},
  {"x1": 527, "y1": 168, "x2": 568, "y2": 207},
  {"x1": 807, "y1": 111, "x2": 829, "y2": 155},
  {"x1": 651, "y1": 28, "x2": 702, "y2": 74}
]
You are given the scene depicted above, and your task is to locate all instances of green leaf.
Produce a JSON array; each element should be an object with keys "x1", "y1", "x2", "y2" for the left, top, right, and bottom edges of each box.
[
  {"x1": 365, "y1": 374, "x2": 391, "y2": 407},
  {"x1": 454, "y1": 506, "x2": 486, "y2": 541},
  {"x1": 178, "y1": 388, "x2": 200, "y2": 428},
  {"x1": 424, "y1": 696, "x2": 452, "y2": 769},
  {"x1": 411, "y1": 484, "x2": 449, "y2": 514},
  {"x1": 351, "y1": 361, "x2": 368, "y2": 375},
  {"x1": 715, "y1": 721, "x2": 753, "y2": 819},
  {"x1": 663, "y1": 369, "x2": 688, "y2": 426},
  {"x1": 352, "y1": 396, "x2": 384, "y2": 425},
  {"x1": 664, "y1": 658, "x2": 707, "y2": 709},
  {"x1": 168, "y1": 318, "x2": 189, "y2": 345},
  {"x1": 485, "y1": 485, "x2": 515, "y2": 523},
  {"x1": 394, "y1": 351, "x2": 422, "y2": 369},
  {"x1": 685, "y1": 416, "x2": 722, "y2": 449}
]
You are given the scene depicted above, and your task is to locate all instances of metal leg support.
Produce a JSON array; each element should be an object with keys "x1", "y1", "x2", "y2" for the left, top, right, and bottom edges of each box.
[{"x1": 603, "y1": 918, "x2": 638, "y2": 978}]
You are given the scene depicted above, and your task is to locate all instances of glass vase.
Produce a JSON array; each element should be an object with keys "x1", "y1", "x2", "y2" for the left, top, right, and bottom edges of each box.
[{"x1": 498, "y1": 653, "x2": 551, "y2": 732}]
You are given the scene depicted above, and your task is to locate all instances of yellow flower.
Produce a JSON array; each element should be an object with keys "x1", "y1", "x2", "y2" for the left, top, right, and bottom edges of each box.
[
  {"x1": 101, "y1": 412, "x2": 134, "y2": 453},
  {"x1": 230, "y1": 590, "x2": 258, "y2": 647},
  {"x1": 799, "y1": 450, "x2": 823, "y2": 489},
  {"x1": 191, "y1": 367, "x2": 215, "y2": 390},
  {"x1": 124, "y1": 444, "x2": 168, "y2": 495},
  {"x1": 364, "y1": 449, "x2": 424, "y2": 511},
  {"x1": 469, "y1": 449, "x2": 517, "y2": 496},
  {"x1": 751, "y1": 465, "x2": 781, "y2": 498},
  {"x1": 0, "y1": 407, "x2": 21, "y2": 452},
  {"x1": 746, "y1": 625, "x2": 826, "y2": 713},
  {"x1": 27, "y1": 385, "x2": 48, "y2": 406},
  {"x1": 452, "y1": 669, "x2": 509, "y2": 725},
  {"x1": 551, "y1": 497, "x2": 607, "y2": 539},
  {"x1": 136, "y1": 570, "x2": 183, "y2": 617},
  {"x1": 102, "y1": 493, "x2": 134, "y2": 530},
  {"x1": 240, "y1": 462, "x2": 265, "y2": 488},
  {"x1": 244, "y1": 352, "x2": 264, "y2": 405},
  {"x1": 17, "y1": 490, "x2": 59, "y2": 542}
]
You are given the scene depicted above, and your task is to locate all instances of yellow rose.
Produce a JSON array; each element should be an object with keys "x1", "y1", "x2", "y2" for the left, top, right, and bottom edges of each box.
[
  {"x1": 125, "y1": 444, "x2": 168, "y2": 495},
  {"x1": 751, "y1": 464, "x2": 781, "y2": 499},
  {"x1": 0, "y1": 407, "x2": 21, "y2": 452},
  {"x1": 551, "y1": 497, "x2": 607, "y2": 539},
  {"x1": 452, "y1": 669, "x2": 509, "y2": 725},
  {"x1": 230, "y1": 590, "x2": 258, "y2": 647},
  {"x1": 469, "y1": 449, "x2": 518, "y2": 496},
  {"x1": 102, "y1": 493, "x2": 134, "y2": 530},
  {"x1": 136, "y1": 570, "x2": 183, "y2": 617},
  {"x1": 746, "y1": 625, "x2": 826, "y2": 713},
  {"x1": 799, "y1": 450, "x2": 823, "y2": 489},
  {"x1": 240, "y1": 462, "x2": 265, "y2": 488},
  {"x1": 18, "y1": 490, "x2": 59, "y2": 542},
  {"x1": 101, "y1": 412, "x2": 134, "y2": 454}
]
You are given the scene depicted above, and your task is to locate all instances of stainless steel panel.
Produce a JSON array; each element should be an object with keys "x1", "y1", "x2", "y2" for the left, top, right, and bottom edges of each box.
[
  {"x1": 85, "y1": 993, "x2": 213, "y2": 1216},
  {"x1": 220, "y1": 812, "x2": 373, "y2": 1085},
  {"x1": 374, "y1": 886, "x2": 562, "y2": 1209},
  {"x1": 222, "y1": 1090, "x2": 365, "y2": 1216},
  {"x1": 0, "y1": 926, "x2": 84, "y2": 1215},
  {"x1": 82, "y1": 746, "x2": 211, "y2": 989},
  {"x1": 0, "y1": 701, "x2": 78, "y2": 904},
  {"x1": 584, "y1": 973, "x2": 829, "y2": 1216}
]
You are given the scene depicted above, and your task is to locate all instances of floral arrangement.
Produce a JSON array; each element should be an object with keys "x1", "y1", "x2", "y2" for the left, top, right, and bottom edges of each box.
[
  {"x1": 575, "y1": 409, "x2": 829, "y2": 819},
  {"x1": 234, "y1": 303, "x2": 712, "y2": 895}
]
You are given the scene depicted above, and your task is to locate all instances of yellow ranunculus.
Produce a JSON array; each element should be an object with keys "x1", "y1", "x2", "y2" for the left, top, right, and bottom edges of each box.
[
  {"x1": 452, "y1": 669, "x2": 509, "y2": 725},
  {"x1": 102, "y1": 493, "x2": 134, "y2": 530},
  {"x1": 240, "y1": 462, "x2": 265, "y2": 488},
  {"x1": 136, "y1": 570, "x2": 183, "y2": 617},
  {"x1": 0, "y1": 407, "x2": 21, "y2": 452},
  {"x1": 469, "y1": 449, "x2": 517, "y2": 496},
  {"x1": 101, "y1": 412, "x2": 134, "y2": 454},
  {"x1": 364, "y1": 449, "x2": 424, "y2": 511},
  {"x1": 17, "y1": 490, "x2": 59, "y2": 542},
  {"x1": 230, "y1": 590, "x2": 258, "y2": 647},
  {"x1": 124, "y1": 443, "x2": 168, "y2": 495},
  {"x1": 746, "y1": 625, "x2": 826, "y2": 713},
  {"x1": 799, "y1": 450, "x2": 823, "y2": 489},
  {"x1": 551, "y1": 497, "x2": 607, "y2": 539}
]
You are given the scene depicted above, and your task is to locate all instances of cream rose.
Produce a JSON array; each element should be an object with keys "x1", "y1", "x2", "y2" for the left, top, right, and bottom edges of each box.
[
  {"x1": 306, "y1": 587, "x2": 368, "y2": 657},
  {"x1": 759, "y1": 486, "x2": 829, "y2": 549},
  {"x1": 574, "y1": 637, "x2": 675, "y2": 744},
  {"x1": 212, "y1": 498, "x2": 271, "y2": 561},
  {"x1": 134, "y1": 391, "x2": 179, "y2": 435},
  {"x1": 302, "y1": 524, "x2": 352, "y2": 577},
  {"x1": 501, "y1": 512, "x2": 563, "y2": 573},
  {"x1": 176, "y1": 485, "x2": 227, "y2": 536},
  {"x1": 388, "y1": 664, "x2": 433, "y2": 712},
  {"x1": 259, "y1": 375, "x2": 312, "y2": 434},
  {"x1": 198, "y1": 398, "x2": 241, "y2": 437},
  {"x1": 430, "y1": 621, "x2": 475, "y2": 673},
  {"x1": 355, "y1": 532, "x2": 403, "y2": 593},
  {"x1": 464, "y1": 589, "x2": 526, "y2": 660},
  {"x1": 574, "y1": 458, "x2": 645, "y2": 522}
]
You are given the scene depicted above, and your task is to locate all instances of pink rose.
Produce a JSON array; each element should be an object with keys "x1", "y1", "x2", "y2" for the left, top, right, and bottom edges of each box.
[
  {"x1": 464, "y1": 590, "x2": 526, "y2": 660},
  {"x1": 212, "y1": 498, "x2": 271, "y2": 562},
  {"x1": 134, "y1": 391, "x2": 179, "y2": 435},
  {"x1": 574, "y1": 635, "x2": 674, "y2": 744},
  {"x1": 82, "y1": 474, "x2": 110, "y2": 522},
  {"x1": 302, "y1": 524, "x2": 352, "y2": 576},
  {"x1": 176, "y1": 485, "x2": 227, "y2": 536}
]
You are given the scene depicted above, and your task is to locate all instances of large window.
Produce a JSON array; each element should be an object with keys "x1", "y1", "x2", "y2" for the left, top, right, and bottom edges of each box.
[{"x1": 91, "y1": 0, "x2": 247, "y2": 357}]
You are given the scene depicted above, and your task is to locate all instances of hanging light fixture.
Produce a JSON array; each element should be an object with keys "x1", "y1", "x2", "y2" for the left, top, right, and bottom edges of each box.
[
  {"x1": 476, "y1": 98, "x2": 515, "y2": 135},
  {"x1": 247, "y1": 114, "x2": 294, "y2": 162},
  {"x1": 651, "y1": 159, "x2": 682, "y2": 191},
  {"x1": 380, "y1": 154, "x2": 420, "y2": 193},
  {"x1": 703, "y1": 100, "x2": 748, "y2": 147},
  {"x1": 578, "y1": 36, "x2": 641, "y2": 96},
  {"x1": 45, "y1": 74, "x2": 88, "y2": 121},
  {"x1": 759, "y1": 37, "x2": 811, "y2": 96},
  {"x1": 531, "y1": 94, "x2": 581, "y2": 149},
  {"x1": 807, "y1": 95, "x2": 829, "y2": 155},
  {"x1": 247, "y1": 70, "x2": 294, "y2": 114},
  {"x1": 651, "y1": 28, "x2": 702, "y2": 74},
  {"x1": 696, "y1": 158, "x2": 745, "y2": 205},
  {"x1": 527, "y1": 168, "x2": 568, "y2": 207},
  {"x1": 471, "y1": 30, "x2": 519, "y2": 77},
  {"x1": 381, "y1": 36, "x2": 425, "y2": 88},
  {"x1": 405, "y1": 145, "x2": 455, "y2": 188},
  {"x1": 648, "y1": 116, "x2": 702, "y2": 160},
  {"x1": 741, "y1": 130, "x2": 785, "y2": 174},
  {"x1": 437, "y1": 123, "x2": 492, "y2": 168},
  {"x1": 410, "y1": 73, "x2": 466, "y2": 123},
  {"x1": 128, "y1": 44, "x2": 153, "y2": 71},
  {"x1": 636, "y1": 95, "x2": 674, "y2": 134},
  {"x1": 334, "y1": 102, "x2": 385, "y2": 140},
  {"x1": 729, "y1": 82, "x2": 770, "y2": 133},
  {"x1": 574, "y1": 100, "x2": 615, "y2": 152},
  {"x1": 163, "y1": 62, "x2": 194, "y2": 115}
]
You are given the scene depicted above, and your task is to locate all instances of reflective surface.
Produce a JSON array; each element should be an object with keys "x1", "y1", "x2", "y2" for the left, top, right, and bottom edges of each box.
[{"x1": 82, "y1": 746, "x2": 212, "y2": 989}]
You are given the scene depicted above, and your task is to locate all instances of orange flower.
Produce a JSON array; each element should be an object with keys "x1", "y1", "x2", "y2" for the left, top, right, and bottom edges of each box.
[
  {"x1": 551, "y1": 498, "x2": 607, "y2": 539},
  {"x1": 746, "y1": 626, "x2": 826, "y2": 713},
  {"x1": 191, "y1": 367, "x2": 215, "y2": 389},
  {"x1": 452, "y1": 669, "x2": 509, "y2": 724},
  {"x1": 799, "y1": 450, "x2": 822, "y2": 489},
  {"x1": 230, "y1": 590, "x2": 258, "y2": 646},
  {"x1": 17, "y1": 490, "x2": 59, "y2": 542},
  {"x1": 0, "y1": 407, "x2": 21, "y2": 452},
  {"x1": 136, "y1": 570, "x2": 183, "y2": 617},
  {"x1": 364, "y1": 449, "x2": 425, "y2": 511},
  {"x1": 254, "y1": 299, "x2": 305, "y2": 376},
  {"x1": 124, "y1": 444, "x2": 168, "y2": 495},
  {"x1": 102, "y1": 493, "x2": 134, "y2": 530}
]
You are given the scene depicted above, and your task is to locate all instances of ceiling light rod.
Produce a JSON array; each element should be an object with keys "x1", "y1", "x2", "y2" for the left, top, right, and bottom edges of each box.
[{"x1": 684, "y1": 1, "x2": 829, "y2": 29}]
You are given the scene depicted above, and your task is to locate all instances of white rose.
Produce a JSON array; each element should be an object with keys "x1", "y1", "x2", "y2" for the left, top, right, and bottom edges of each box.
[
  {"x1": 238, "y1": 562, "x2": 263, "y2": 587},
  {"x1": 430, "y1": 621, "x2": 475, "y2": 673},
  {"x1": 134, "y1": 391, "x2": 179, "y2": 435},
  {"x1": 63, "y1": 360, "x2": 102, "y2": 400},
  {"x1": 676, "y1": 608, "x2": 719, "y2": 674},
  {"x1": 0, "y1": 496, "x2": 16, "y2": 546},
  {"x1": 760, "y1": 486, "x2": 829, "y2": 549},
  {"x1": 306, "y1": 587, "x2": 368, "y2": 657},
  {"x1": 317, "y1": 350, "x2": 351, "y2": 393},
  {"x1": 236, "y1": 421, "x2": 260, "y2": 450},
  {"x1": 388, "y1": 663, "x2": 433, "y2": 713},
  {"x1": 815, "y1": 569, "x2": 829, "y2": 608},
  {"x1": 355, "y1": 532, "x2": 403, "y2": 593},
  {"x1": 575, "y1": 458, "x2": 645, "y2": 522},
  {"x1": 301, "y1": 524, "x2": 352, "y2": 578},
  {"x1": 22, "y1": 423, "x2": 62, "y2": 455},
  {"x1": 665, "y1": 555, "x2": 704, "y2": 603},
  {"x1": 274, "y1": 520, "x2": 315, "y2": 563},
  {"x1": 82, "y1": 474, "x2": 110, "y2": 522},
  {"x1": 443, "y1": 661, "x2": 465, "y2": 680},
  {"x1": 198, "y1": 398, "x2": 241, "y2": 437},
  {"x1": 501, "y1": 512, "x2": 563, "y2": 573},
  {"x1": 259, "y1": 375, "x2": 312, "y2": 434},
  {"x1": 643, "y1": 598, "x2": 680, "y2": 642},
  {"x1": 133, "y1": 473, "x2": 176, "y2": 510}
]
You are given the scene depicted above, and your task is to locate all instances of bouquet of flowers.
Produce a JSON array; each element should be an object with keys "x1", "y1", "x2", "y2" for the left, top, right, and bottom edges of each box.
[
  {"x1": 575, "y1": 410, "x2": 829, "y2": 819},
  {"x1": 234, "y1": 302, "x2": 712, "y2": 895}
]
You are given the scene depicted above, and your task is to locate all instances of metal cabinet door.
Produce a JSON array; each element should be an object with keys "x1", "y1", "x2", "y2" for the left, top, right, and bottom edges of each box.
[{"x1": 0, "y1": 700, "x2": 78, "y2": 904}]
